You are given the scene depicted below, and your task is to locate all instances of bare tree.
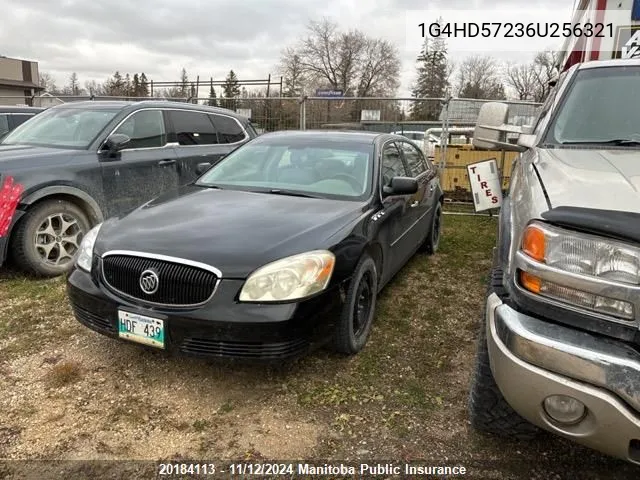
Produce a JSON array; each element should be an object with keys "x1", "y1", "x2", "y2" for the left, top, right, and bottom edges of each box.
[
  {"x1": 281, "y1": 18, "x2": 400, "y2": 96},
  {"x1": 39, "y1": 72, "x2": 58, "y2": 93},
  {"x1": 531, "y1": 50, "x2": 559, "y2": 102},
  {"x1": 278, "y1": 47, "x2": 307, "y2": 97},
  {"x1": 356, "y1": 38, "x2": 401, "y2": 96},
  {"x1": 456, "y1": 56, "x2": 506, "y2": 100},
  {"x1": 505, "y1": 63, "x2": 538, "y2": 100},
  {"x1": 84, "y1": 79, "x2": 105, "y2": 97}
]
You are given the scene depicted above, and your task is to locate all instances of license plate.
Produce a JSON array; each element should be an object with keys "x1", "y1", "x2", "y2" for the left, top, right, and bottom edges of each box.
[{"x1": 117, "y1": 310, "x2": 165, "y2": 349}]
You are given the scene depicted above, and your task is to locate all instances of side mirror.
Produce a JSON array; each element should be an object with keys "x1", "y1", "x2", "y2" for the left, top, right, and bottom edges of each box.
[
  {"x1": 383, "y1": 176, "x2": 418, "y2": 197},
  {"x1": 473, "y1": 102, "x2": 509, "y2": 150},
  {"x1": 517, "y1": 133, "x2": 537, "y2": 149},
  {"x1": 196, "y1": 162, "x2": 211, "y2": 175},
  {"x1": 101, "y1": 134, "x2": 130, "y2": 156}
]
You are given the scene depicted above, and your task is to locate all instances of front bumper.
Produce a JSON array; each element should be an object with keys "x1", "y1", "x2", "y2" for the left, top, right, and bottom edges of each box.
[
  {"x1": 67, "y1": 267, "x2": 344, "y2": 362},
  {"x1": 486, "y1": 293, "x2": 640, "y2": 464}
]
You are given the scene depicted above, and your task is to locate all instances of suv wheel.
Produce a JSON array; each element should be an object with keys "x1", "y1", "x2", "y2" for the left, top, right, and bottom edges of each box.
[
  {"x1": 12, "y1": 199, "x2": 90, "y2": 277},
  {"x1": 468, "y1": 267, "x2": 540, "y2": 440}
]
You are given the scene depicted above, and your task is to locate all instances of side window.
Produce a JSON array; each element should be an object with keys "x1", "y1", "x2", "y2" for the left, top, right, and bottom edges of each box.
[
  {"x1": 210, "y1": 114, "x2": 246, "y2": 143},
  {"x1": 114, "y1": 110, "x2": 166, "y2": 149},
  {"x1": 169, "y1": 111, "x2": 219, "y2": 145},
  {"x1": 381, "y1": 142, "x2": 408, "y2": 186},
  {"x1": 399, "y1": 141, "x2": 427, "y2": 177},
  {"x1": 0, "y1": 115, "x2": 9, "y2": 136},
  {"x1": 11, "y1": 114, "x2": 34, "y2": 129}
]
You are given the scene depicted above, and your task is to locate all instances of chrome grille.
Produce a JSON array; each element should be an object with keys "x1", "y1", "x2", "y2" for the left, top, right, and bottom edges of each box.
[{"x1": 101, "y1": 253, "x2": 219, "y2": 306}]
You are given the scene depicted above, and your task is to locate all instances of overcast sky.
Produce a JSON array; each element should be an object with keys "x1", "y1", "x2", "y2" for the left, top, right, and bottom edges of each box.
[{"x1": 1, "y1": 0, "x2": 576, "y2": 97}]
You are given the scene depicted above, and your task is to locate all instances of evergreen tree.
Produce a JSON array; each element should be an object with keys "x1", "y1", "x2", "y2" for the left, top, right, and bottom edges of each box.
[
  {"x1": 124, "y1": 73, "x2": 132, "y2": 97},
  {"x1": 179, "y1": 68, "x2": 189, "y2": 96},
  {"x1": 410, "y1": 18, "x2": 450, "y2": 121},
  {"x1": 222, "y1": 70, "x2": 241, "y2": 110},
  {"x1": 207, "y1": 84, "x2": 218, "y2": 107},
  {"x1": 132, "y1": 73, "x2": 140, "y2": 97},
  {"x1": 139, "y1": 73, "x2": 149, "y2": 97}
]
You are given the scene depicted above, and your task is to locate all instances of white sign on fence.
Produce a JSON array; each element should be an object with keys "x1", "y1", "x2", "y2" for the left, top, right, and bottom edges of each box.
[
  {"x1": 361, "y1": 109, "x2": 380, "y2": 121},
  {"x1": 236, "y1": 108, "x2": 252, "y2": 118},
  {"x1": 467, "y1": 159, "x2": 503, "y2": 212}
]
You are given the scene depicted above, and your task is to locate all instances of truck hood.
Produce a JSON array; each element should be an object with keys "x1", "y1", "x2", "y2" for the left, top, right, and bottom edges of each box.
[
  {"x1": 95, "y1": 185, "x2": 366, "y2": 278},
  {"x1": 537, "y1": 148, "x2": 640, "y2": 213}
]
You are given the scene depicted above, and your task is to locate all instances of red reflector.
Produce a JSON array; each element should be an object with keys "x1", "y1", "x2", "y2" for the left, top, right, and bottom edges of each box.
[{"x1": 0, "y1": 176, "x2": 24, "y2": 237}]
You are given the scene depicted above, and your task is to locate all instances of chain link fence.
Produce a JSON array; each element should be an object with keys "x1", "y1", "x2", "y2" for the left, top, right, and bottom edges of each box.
[{"x1": 0, "y1": 94, "x2": 541, "y2": 211}]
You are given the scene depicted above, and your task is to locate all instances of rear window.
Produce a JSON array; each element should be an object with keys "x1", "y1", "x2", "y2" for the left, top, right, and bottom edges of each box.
[{"x1": 211, "y1": 114, "x2": 246, "y2": 143}]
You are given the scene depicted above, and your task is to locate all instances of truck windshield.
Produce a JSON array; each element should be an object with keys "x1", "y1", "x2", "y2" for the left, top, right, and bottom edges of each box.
[
  {"x1": 1, "y1": 107, "x2": 120, "y2": 149},
  {"x1": 545, "y1": 66, "x2": 640, "y2": 146}
]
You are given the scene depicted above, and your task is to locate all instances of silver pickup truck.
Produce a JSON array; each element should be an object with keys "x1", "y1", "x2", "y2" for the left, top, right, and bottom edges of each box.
[{"x1": 468, "y1": 58, "x2": 640, "y2": 465}]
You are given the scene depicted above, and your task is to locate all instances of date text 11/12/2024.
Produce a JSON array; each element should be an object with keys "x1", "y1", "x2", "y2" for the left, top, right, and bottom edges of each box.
[
  {"x1": 157, "y1": 462, "x2": 469, "y2": 476},
  {"x1": 419, "y1": 22, "x2": 614, "y2": 39}
]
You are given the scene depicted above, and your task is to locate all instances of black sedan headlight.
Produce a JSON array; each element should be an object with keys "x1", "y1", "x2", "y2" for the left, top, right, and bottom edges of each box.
[
  {"x1": 75, "y1": 223, "x2": 103, "y2": 273},
  {"x1": 239, "y1": 250, "x2": 335, "y2": 302},
  {"x1": 515, "y1": 221, "x2": 639, "y2": 321}
]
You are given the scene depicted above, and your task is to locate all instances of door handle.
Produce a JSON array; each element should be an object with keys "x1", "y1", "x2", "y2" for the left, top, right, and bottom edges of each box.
[
  {"x1": 158, "y1": 159, "x2": 176, "y2": 166},
  {"x1": 410, "y1": 200, "x2": 419, "y2": 208}
]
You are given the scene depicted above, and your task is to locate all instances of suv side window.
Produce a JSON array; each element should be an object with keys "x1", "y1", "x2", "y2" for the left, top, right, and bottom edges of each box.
[
  {"x1": 381, "y1": 142, "x2": 408, "y2": 186},
  {"x1": 210, "y1": 114, "x2": 246, "y2": 143},
  {"x1": 169, "y1": 110, "x2": 219, "y2": 145},
  {"x1": 114, "y1": 110, "x2": 166, "y2": 149},
  {"x1": 0, "y1": 115, "x2": 9, "y2": 136},
  {"x1": 398, "y1": 141, "x2": 428, "y2": 177},
  {"x1": 11, "y1": 114, "x2": 34, "y2": 129}
]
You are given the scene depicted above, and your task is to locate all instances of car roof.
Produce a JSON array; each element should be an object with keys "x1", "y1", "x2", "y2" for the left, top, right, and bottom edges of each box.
[
  {"x1": 47, "y1": 100, "x2": 247, "y2": 119},
  {"x1": 253, "y1": 129, "x2": 385, "y2": 144},
  {"x1": 0, "y1": 106, "x2": 44, "y2": 113}
]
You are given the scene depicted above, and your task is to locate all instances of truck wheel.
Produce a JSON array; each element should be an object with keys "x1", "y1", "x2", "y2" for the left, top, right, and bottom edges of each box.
[
  {"x1": 330, "y1": 254, "x2": 378, "y2": 354},
  {"x1": 468, "y1": 267, "x2": 540, "y2": 440},
  {"x1": 12, "y1": 199, "x2": 90, "y2": 277},
  {"x1": 420, "y1": 201, "x2": 442, "y2": 254}
]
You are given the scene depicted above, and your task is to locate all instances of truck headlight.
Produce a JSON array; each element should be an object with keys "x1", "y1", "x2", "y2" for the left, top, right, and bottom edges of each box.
[
  {"x1": 239, "y1": 250, "x2": 335, "y2": 302},
  {"x1": 517, "y1": 221, "x2": 638, "y2": 320},
  {"x1": 76, "y1": 223, "x2": 102, "y2": 273}
]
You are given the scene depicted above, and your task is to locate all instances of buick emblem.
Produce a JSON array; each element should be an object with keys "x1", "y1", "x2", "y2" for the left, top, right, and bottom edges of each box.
[{"x1": 139, "y1": 269, "x2": 159, "y2": 295}]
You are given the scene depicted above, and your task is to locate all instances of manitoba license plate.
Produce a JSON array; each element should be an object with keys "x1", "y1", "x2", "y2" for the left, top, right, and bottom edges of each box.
[{"x1": 117, "y1": 310, "x2": 165, "y2": 349}]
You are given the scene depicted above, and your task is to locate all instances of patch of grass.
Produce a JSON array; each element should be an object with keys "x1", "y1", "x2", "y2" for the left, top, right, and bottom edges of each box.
[
  {"x1": 192, "y1": 419, "x2": 211, "y2": 432},
  {"x1": 46, "y1": 360, "x2": 82, "y2": 387},
  {"x1": 218, "y1": 400, "x2": 234, "y2": 414}
]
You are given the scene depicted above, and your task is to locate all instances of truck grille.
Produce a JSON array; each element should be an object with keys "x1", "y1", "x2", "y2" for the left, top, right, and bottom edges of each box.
[{"x1": 101, "y1": 254, "x2": 218, "y2": 307}]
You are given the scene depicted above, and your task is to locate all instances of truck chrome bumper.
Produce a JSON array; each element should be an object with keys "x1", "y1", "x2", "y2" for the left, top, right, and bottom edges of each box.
[{"x1": 486, "y1": 293, "x2": 640, "y2": 463}]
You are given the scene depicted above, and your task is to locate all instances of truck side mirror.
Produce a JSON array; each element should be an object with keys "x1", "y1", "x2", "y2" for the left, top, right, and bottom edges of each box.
[{"x1": 473, "y1": 102, "x2": 509, "y2": 150}]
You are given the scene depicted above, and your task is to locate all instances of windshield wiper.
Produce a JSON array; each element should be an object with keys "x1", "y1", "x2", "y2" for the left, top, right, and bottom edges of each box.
[
  {"x1": 258, "y1": 188, "x2": 319, "y2": 198},
  {"x1": 561, "y1": 139, "x2": 640, "y2": 146},
  {"x1": 196, "y1": 183, "x2": 223, "y2": 189}
]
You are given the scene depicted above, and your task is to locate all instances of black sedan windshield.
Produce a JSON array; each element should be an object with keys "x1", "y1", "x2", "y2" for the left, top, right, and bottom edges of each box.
[
  {"x1": 545, "y1": 66, "x2": 640, "y2": 145},
  {"x1": 1, "y1": 107, "x2": 119, "y2": 149},
  {"x1": 197, "y1": 137, "x2": 375, "y2": 200}
]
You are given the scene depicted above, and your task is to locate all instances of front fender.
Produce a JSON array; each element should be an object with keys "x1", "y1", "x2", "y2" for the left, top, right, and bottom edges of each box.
[{"x1": 20, "y1": 185, "x2": 104, "y2": 224}]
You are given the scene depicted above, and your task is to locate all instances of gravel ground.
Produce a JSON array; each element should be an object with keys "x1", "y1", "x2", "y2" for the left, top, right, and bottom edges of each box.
[{"x1": 1, "y1": 215, "x2": 639, "y2": 479}]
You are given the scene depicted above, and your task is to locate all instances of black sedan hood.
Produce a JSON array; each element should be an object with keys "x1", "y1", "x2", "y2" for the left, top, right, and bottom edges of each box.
[{"x1": 96, "y1": 185, "x2": 367, "y2": 278}]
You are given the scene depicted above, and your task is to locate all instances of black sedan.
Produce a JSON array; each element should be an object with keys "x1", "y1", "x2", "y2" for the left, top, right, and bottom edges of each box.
[{"x1": 66, "y1": 131, "x2": 444, "y2": 361}]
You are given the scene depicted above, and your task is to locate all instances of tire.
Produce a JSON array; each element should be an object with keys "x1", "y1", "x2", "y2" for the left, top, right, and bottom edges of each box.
[
  {"x1": 468, "y1": 267, "x2": 540, "y2": 440},
  {"x1": 12, "y1": 199, "x2": 91, "y2": 277},
  {"x1": 331, "y1": 254, "x2": 378, "y2": 355},
  {"x1": 420, "y1": 201, "x2": 442, "y2": 254}
]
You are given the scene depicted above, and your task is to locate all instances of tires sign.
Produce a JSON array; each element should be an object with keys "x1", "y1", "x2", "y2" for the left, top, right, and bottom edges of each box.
[{"x1": 467, "y1": 159, "x2": 502, "y2": 212}]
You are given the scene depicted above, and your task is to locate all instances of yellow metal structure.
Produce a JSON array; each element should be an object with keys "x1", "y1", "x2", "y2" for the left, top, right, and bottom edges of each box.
[{"x1": 433, "y1": 144, "x2": 519, "y2": 200}]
